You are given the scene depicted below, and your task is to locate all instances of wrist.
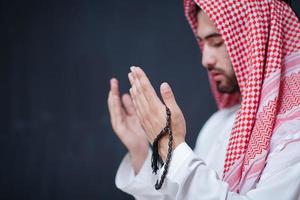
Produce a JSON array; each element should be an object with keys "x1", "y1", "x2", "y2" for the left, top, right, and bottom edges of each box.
[
  {"x1": 159, "y1": 137, "x2": 185, "y2": 161},
  {"x1": 129, "y1": 144, "x2": 148, "y2": 161},
  {"x1": 129, "y1": 146, "x2": 148, "y2": 175}
]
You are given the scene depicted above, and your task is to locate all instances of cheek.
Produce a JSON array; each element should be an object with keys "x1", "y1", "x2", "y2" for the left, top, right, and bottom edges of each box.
[
  {"x1": 219, "y1": 46, "x2": 231, "y2": 63},
  {"x1": 217, "y1": 47, "x2": 233, "y2": 73}
]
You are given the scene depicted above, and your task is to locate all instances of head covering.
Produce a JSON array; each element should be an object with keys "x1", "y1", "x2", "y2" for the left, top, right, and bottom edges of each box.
[{"x1": 184, "y1": 0, "x2": 300, "y2": 193}]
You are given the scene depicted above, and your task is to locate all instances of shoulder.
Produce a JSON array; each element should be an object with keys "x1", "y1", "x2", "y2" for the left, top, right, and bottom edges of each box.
[{"x1": 194, "y1": 104, "x2": 240, "y2": 153}]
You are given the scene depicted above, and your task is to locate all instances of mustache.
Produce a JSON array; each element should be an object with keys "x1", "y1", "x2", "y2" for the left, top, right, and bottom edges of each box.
[
  {"x1": 207, "y1": 65, "x2": 223, "y2": 71},
  {"x1": 208, "y1": 67, "x2": 225, "y2": 75}
]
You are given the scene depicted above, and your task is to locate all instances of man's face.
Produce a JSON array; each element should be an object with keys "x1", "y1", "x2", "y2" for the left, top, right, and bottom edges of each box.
[{"x1": 196, "y1": 10, "x2": 239, "y2": 93}]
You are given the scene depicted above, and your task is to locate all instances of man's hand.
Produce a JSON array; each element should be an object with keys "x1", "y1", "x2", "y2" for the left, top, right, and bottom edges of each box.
[
  {"x1": 107, "y1": 78, "x2": 149, "y2": 174},
  {"x1": 128, "y1": 66, "x2": 186, "y2": 161}
]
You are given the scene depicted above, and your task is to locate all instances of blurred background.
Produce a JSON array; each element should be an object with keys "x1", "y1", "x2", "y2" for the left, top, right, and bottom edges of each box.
[{"x1": 1, "y1": 0, "x2": 299, "y2": 199}]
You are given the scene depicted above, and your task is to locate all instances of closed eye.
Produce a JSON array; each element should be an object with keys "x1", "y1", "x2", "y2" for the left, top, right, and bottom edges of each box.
[{"x1": 212, "y1": 41, "x2": 224, "y2": 47}]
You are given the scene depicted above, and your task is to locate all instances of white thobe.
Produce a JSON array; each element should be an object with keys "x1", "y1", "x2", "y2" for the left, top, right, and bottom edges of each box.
[{"x1": 115, "y1": 105, "x2": 300, "y2": 199}]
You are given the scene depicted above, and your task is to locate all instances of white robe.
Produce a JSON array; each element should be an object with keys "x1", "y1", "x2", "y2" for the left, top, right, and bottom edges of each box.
[{"x1": 115, "y1": 105, "x2": 300, "y2": 199}]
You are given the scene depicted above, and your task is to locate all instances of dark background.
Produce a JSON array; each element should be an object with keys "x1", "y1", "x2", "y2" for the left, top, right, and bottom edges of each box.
[{"x1": 1, "y1": 0, "x2": 299, "y2": 199}]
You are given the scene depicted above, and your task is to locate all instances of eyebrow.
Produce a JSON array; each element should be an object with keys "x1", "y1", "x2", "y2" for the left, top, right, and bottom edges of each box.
[{"x1": 196, "y1": 33, "x2": 222, "y2": 41}]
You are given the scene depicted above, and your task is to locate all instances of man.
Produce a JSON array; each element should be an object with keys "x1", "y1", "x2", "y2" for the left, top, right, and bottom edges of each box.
[{"x1": 108, "y1": 0, "x2": 300, "y2": 199}]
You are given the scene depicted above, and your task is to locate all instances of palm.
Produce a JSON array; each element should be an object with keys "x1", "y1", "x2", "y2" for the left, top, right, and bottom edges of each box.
[
  {"x1": 118, "y1": 111, "x2": 148, "y2": 152},
  {"x1": 108, "y1": 78, "x2": 148, "y2": 154}
]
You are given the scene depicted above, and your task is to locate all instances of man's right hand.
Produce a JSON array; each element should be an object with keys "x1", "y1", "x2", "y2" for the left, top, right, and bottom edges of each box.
[{"x1": 107, "y1": 78, "x2": 149, "y2": 174}]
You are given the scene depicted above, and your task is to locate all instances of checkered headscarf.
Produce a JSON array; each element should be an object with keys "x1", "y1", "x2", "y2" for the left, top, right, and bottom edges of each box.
[{"x1": 184, "y1": 0, "x2": 300, "y2": 193}]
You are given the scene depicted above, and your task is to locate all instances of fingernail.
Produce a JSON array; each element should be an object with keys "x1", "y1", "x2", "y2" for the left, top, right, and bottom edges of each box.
[
  {"x1": 110, "y1": 78, "x2": 116, "y2": 84},
  {"x1": 130, "y1": 66, "x2": 135, "y2": 71},
  {"x1": 161, "y1": 82, "x2": 170, "y2": 91}
]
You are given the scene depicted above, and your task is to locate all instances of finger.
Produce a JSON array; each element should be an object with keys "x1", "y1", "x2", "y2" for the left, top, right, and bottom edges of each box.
[
  {"x1": 130, "y1": 70, "x2": 152, "y2": 110},
  {"x1": 129, "y1": 88, "x2": 152, "y2": 142},
  {"x1": 110, "y1": 78, "x2": 124, "y2": 126},
  {"x1": 129, "y1": 87, "x2": 143, "y2": 123},
  {"x1": 107, "y1": 90, "x2": 116, "y2": 126},
  {"x1": 130, "y1": 85, "x2": 145, "y2": 118},
  {"x1": 128, "y1": 72, "x2": 134, "y2": 87},
  {"x1": 129, "y1": 71, "x2": 151, "y2": 114},
  {"x1": 110, "y1": 78, "x2": 120, "y2": 96},
  {"x1": 130, "y1": 66, "x2": 160, "y2": 103},
  {"x1": 108, "y1": 79, "x2": 118, "y2": 127},
  {"x1": 122, "y1": 93, "x2": 136, "y2": 115},
  {"x1": 130, "y1": 86, "x2": 151, "y2": 131},
  {"x1": 131, "y1": 67, "x2": 165, "y2": 137},
  {"x1": 160, "y1": 82, "x2": 179, "y2": 110}
]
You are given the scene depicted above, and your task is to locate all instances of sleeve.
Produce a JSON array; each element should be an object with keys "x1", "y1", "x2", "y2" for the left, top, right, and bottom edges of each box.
[
  {"x1": 161, "y1": 142, "x2": 300, "y2": 200},
  {"x1": 115, "y1": 148, "x2": 174, "y2": 200}
]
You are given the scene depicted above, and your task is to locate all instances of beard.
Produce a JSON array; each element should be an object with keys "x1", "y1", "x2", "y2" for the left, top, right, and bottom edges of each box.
[
  {"x1": 208, "y1": 63, "x2": 240, "y2": 94},
  {"x1": 209, "y1": 66, "x2": 239, "y2": 94},
  {"x1": 216, "y1": 74, "x2": 239, "y2": 94}
]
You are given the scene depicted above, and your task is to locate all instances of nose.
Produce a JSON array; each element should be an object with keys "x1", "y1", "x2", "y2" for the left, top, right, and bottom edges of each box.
[{"x1": 201, "y1": 48, "x2": 216, "y2": 71}]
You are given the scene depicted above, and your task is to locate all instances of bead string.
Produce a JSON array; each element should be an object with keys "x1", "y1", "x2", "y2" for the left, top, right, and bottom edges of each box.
[{"x1": 151, "y1": 106, "x2": 173, "y2": 190}]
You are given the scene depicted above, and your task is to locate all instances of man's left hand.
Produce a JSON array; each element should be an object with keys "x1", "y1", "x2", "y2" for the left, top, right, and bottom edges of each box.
[{"x1": 128, "y1": 66, "x2": 186, "y2": 161}]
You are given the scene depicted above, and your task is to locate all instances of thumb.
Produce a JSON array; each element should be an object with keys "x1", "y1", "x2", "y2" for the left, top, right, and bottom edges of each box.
[{"x1": 160, "y1": 82, "x2": 178, "y2": 109}]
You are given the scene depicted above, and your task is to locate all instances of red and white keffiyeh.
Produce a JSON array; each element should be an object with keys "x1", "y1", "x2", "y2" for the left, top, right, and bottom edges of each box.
[{"x1": 184, "y1": 0, "x2": 300, "y2": 193}]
